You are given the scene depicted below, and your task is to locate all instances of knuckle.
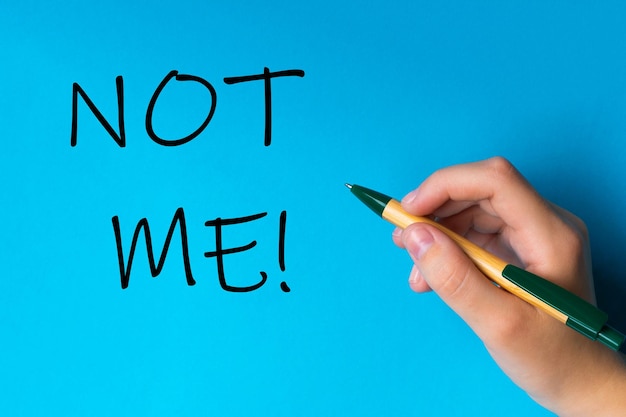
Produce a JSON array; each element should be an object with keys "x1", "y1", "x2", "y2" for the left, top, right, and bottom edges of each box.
[
  {"x1": 486, "y1": 156, "x2": 517, "y2": 182},
  {"x1": 563, "y1": 227, "x2": 586, "y2": 256},
  {"x1": 566, "y1": 212, "x2": 589, "y2": 243},
  {"x1": 554, "y1": 220, "x2": 588, "y2": 260},
  {"x1": 552, "y1": 203, "x2": 590, "y2": 243},
  {"x1": 433, "y1": 259, "x2": 474, "y2": 302}
]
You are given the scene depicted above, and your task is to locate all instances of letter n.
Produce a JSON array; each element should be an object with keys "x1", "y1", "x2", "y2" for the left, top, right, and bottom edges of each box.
[{"x1": 70, "y1": 76, "x2": 126, "y2": 147}]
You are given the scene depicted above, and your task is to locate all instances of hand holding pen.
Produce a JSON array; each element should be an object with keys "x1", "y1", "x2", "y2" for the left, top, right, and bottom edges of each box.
[{"x1": 352, "y1": 157, "x2": 626, "y2": 416}]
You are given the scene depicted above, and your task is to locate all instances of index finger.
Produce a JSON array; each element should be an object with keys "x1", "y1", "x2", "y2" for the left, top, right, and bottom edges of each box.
[
  {"x1": 400, "y1": 157, "x2": 576, "y2": 274},
  {"x1": 401, "y1": 157, "x2": 552, "y2": 234}
]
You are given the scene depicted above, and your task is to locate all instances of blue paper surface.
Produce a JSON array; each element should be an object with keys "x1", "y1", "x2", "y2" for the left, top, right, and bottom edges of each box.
[{"x1": 2, "y1": 2, "x2": 626, "y2": 416}]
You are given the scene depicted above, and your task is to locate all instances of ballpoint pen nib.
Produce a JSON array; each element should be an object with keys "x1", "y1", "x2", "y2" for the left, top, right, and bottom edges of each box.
[{"x1": 345, "y1": 183, "x2": 353, "y2": 189}]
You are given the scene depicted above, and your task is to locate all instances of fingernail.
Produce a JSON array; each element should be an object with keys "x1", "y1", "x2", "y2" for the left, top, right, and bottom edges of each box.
[
  {"x1": 408, "y1": 265, "x2": 421, "y2": 284},
  {"x1": 401, "y1": 189, "x2": 418, "y2": 205},
  {"x1": 403, "y1": 227, "x2": 434, "y2": 261}
]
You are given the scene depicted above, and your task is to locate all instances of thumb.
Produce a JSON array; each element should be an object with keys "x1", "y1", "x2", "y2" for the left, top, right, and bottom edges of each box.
[{"x1": 401, "y1": 223, "x2": 517, "y2": 335}]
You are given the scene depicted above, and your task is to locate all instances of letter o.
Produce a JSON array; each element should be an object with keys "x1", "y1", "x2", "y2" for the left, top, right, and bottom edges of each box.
[{"x1": 145, "y1": 70, "x2": 217, "y2": 146}]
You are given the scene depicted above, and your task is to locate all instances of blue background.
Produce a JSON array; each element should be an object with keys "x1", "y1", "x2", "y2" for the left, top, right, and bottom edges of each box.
[{"x1": 2, "y1": 1, "x2": 626, "y2": 416}]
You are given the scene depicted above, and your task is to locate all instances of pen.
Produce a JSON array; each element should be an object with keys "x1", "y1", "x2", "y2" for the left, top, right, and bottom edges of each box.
[{"x1": 346, "y1": 183, "x2": 626, "y2": 352}]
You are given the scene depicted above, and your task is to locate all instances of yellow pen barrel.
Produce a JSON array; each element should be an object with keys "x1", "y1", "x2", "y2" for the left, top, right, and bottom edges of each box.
[{"x1": 382, "y1": 199, "x2": 569, "y2": 324}]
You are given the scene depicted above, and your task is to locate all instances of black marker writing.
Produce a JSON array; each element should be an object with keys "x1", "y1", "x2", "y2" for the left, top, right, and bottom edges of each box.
[
  {"x1": 112, "y1": 208, "x2": 289, "y2": 292},
  {"x1": 204, "y1": 213, "x2": 268, "y2": 292},
  {"x1": 71, "y1": 67, "x2": 304, "y2": 147},
  {"x1": 111, "y1": 207, "x2": 196, "y2": 290},
  {"x1": 224, "y1": 68, "x2": 305, "y2": 146},
  {"x1": 75, "y1": 65, "x2": 303, "y2": 294},
  {"x1": 145, "y1": 70, "x2": 217, "y2": 146},
  {"x1": 70, "y1": 76, "x2": 125, "y2": 147},
  {"x1": 278, "y1": 210, "x2": 290, "y2": 292}
]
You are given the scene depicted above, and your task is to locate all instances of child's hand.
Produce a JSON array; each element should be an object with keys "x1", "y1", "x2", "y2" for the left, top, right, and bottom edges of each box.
[{"x1": 393, "y1": 157, "x2": 626, "y2": 416}]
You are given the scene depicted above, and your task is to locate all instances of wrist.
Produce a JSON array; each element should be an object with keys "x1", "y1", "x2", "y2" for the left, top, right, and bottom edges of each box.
[{"x1": 551, "y1": 347, "x2": 626, "y2": 417}]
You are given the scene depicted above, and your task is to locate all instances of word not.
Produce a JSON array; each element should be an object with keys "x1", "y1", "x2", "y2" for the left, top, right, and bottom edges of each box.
[
  {"x1": 111, "y1": 208, "x2": 289, "y2": 292},
  {"x1": 71, "y1": 67, "x2": 305, "y2": 147}
]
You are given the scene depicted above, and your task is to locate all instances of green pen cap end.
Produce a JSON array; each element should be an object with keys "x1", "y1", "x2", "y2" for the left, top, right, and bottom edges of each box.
[
  {"x1": 501, "y1": 265, "x2": 626, "y2": 351},
  {"x1": 597, "y1": 325, "x2": 626, "y2": 352}
]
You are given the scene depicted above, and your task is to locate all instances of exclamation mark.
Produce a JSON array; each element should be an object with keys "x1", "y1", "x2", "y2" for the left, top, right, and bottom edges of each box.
[{"x1": 279, "y1": 210, "x2": 290, "y2": 292}]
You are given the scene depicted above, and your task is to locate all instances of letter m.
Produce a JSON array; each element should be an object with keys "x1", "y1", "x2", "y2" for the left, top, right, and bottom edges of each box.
[{"x1": 111, "y1": 207, "x2": 195, "y2": 289}]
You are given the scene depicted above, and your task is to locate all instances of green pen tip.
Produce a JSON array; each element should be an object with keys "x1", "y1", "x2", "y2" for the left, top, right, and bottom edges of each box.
[{"x1": 345, "y1": 183, "x2": 353, "y2": 189}]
